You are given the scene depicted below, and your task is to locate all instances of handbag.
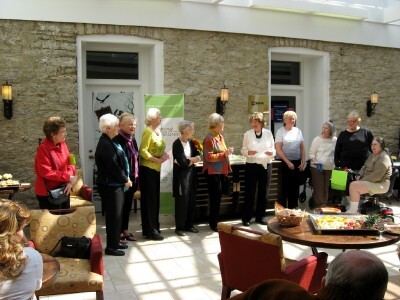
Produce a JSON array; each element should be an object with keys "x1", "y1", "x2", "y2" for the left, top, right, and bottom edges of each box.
[
  {"x1": 47, "y1": 184, "x2": 70, "y2": 205},
  {"x1": 50, "y1": 236, "x2": 91, "y2": 259},
  {"x1": 221, "y1": 175, "x2": 232, "y2": 196}
]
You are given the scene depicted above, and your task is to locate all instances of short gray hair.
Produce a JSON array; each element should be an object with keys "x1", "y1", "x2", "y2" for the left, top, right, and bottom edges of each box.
[
  {"x1": 324, "y1": 121, "x2": 336, "y2": 138},
  {"x1": 178, "y1": 120, "x2": 194, "y2": 134},
  {"x1": 325, "y1": 250, "x2": 388, "y2": 300},
  {"x1": 208, "y1": 113, "x2": 224, "y2": 129},
  {"x1": 145, "y1": 108, "x2": 160, "y2": 125},
  {"x1": 99, "y1": 114, "x2": 119, "y2": 133}
]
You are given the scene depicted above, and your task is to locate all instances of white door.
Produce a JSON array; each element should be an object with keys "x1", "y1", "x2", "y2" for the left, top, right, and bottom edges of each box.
[{"x1": 82, "y1": 84, "x2": 143, "y2": 212}]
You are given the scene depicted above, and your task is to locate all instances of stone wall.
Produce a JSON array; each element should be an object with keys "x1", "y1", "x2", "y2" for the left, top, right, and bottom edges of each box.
[{"x1": 1, "y1": 19, "x2": 399, "y2": 204}]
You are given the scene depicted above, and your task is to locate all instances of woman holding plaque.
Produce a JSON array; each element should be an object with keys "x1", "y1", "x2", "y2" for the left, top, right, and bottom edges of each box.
[{"x1": 241, "y1": 112, "x2": 275, "y2": 226}]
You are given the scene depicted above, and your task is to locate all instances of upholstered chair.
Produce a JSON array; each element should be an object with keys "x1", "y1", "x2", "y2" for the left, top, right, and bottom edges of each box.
[
  {"x1": 217, "y1": 223, "x2": 327, "y2": 300},
  {"x1": 29, "y1": 206, "x2": 104, "y2": 300}
]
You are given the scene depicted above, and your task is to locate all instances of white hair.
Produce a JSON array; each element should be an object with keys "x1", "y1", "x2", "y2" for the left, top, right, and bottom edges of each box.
[
  {"x1": 145, "y1": 108, "x2": 161, "y2": 125},
  {"x1": 208, "y1": 113, "x2": 224, "y2": 129},
  {"x1": 99, "y1": 114, "x2": 119, "y2": 133}
]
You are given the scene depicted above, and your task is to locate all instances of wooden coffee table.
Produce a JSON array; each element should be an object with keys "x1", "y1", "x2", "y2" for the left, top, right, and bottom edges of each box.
[
  {"x1": 268, "y1": 217, "x2": 400, "y2": 254},
  {"x1": 40, "y1": 253, "x2": 60, "y2": 289}
]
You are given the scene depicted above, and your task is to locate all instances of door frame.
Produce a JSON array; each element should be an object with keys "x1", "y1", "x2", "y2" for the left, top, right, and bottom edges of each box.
[
  {"x1": 269, "y1": 47, "x2": 329, "y2": 156},
  {"x1": 76, "y1": 35, "x2": 164, "y2": 184}
]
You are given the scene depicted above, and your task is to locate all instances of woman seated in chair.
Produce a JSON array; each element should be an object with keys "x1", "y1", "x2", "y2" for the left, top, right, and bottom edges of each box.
[
  {"x1": 347, "y1": 137, "x2": 392, "y2": 213},
  {"x1": 0, "y1": 199, "x2": 43, "y2": 299}
]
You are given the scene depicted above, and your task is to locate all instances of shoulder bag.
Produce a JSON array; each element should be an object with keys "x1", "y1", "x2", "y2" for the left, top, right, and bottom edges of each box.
[{"x1": 50, "y1": 236, "x2": 91, "y2": 259}]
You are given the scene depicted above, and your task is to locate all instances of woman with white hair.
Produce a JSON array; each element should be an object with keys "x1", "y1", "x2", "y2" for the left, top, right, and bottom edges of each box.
[
  {"x1": 309, "y1": 121, "x2": 337, "y2": 208},
  {"x1": 275, "y1": 111, "x2": 306, "y2": 209},
  {"x1": 95, "y1": 113, "x2": 132, "y2": 256},
  {"x1": 172, "y1": 120, "x2": 201, "y2": 236},
  {"x1": 334, "y1": 111, "x2": 374, "y2": 171},
  {"x1": 139, "y1": 108, "x2": 169, "y2": 241},
  {"x1": 202, "y1": 113, "x2": 233, "y2": 232}
]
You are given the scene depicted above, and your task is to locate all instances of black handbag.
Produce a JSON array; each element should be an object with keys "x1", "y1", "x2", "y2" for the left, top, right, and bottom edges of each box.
[
  {"x1": 47, "y1": 184, "x2": 70, "y2": 205},
  {"x1": 50, "y1": 236, "x2": 91, "y2": 259}
]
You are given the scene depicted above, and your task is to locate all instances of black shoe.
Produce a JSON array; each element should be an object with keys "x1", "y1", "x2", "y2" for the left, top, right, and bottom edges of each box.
[
  {"x1": 175, "y1": 230, "x2": 186, "y2": 236},
  {"x1": 185, "y1": 227, "x2": 199, "y2": 233},
  {"x1": 147, "y1": 234, "x2": 164, "y2": 241},
  {"x1": 242, "y1": 221, "x2": 250, "y2": 226},
  {"x1": 105, "y1": 248, "x2": 125, "y2": 256},
  {"x1": 118, "y1": 243, "x2": 129, "y2": 249},
  {"x1": 256, "y1": 218, "x2": 268, "y2": 225}
]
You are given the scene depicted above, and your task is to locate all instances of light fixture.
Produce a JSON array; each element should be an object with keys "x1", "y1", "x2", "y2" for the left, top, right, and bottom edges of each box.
[
  {"x1": 216, "y1": 83, "x2": 229, "y2": 115},
  {"x1": 2, "y1": 81, "x2": 13, "y2": 119},
  {"x1": 366, "y1": 90, "x2": 378, "y2": 117}
]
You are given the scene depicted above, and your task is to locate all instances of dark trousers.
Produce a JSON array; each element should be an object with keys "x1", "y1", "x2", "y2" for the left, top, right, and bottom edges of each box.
[
  {"x1": 139, "y1": 166, "x2": 161, "y2": 237},
  {"x1": 280, "y1": 159, "x2": 301, "y2": 209},
  {"x1": 121, "y1": 181, "x2": 138, "y2": 233},
  {"x1": 205, "y1": 172, "x2": 223, "y2": 228},
  {"x1": 243, "y1": 163, "x2": 272, "y2": 222},
  {"x1": 175, "y1": 170, "x2": 196, "y2": 231},
  {"x1": 98, "y1": 186, "x2": 124, "y2": 249},
  {"x1": 36, "y1": 195, "x2": 70, "y2": 210}
]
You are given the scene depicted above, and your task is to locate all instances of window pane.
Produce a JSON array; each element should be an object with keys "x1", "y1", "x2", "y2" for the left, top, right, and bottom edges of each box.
[
  {"x1": 271, "y1": 61, "x2": 300, "y2": 85},
  {"x1": 87, "y1": 51, "x2": 139, "y2": 80}
]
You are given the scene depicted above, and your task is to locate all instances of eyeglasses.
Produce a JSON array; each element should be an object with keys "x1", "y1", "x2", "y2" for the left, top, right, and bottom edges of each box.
[{"x1": 347, "y1": 120, "x2": 357, "y2": 123}]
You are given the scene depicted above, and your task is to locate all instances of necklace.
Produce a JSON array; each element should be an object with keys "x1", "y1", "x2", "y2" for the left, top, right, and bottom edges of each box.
[{"x1": 255, "y1": 131, "x2": 262, "y2": 139}]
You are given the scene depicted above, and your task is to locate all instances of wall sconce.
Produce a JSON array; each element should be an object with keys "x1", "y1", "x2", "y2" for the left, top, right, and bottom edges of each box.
[
  {"x1": 2, "y1": 81, "x2": 13, "y2": 119},
  {"x1": 216, "y1": 84, "x2": 229, "y2": 115},
  {"x1": 366, "y1": 90, "x2": 378, "y2": 117}
]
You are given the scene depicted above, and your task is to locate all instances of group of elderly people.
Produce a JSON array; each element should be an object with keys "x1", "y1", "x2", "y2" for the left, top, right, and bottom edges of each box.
[{"x1": 32, "y1": 108, "x2": 393, "y2": 255}]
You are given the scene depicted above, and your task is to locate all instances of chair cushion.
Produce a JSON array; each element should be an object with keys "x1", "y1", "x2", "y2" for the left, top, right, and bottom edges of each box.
[
  {"x1": 36, "y1": 257, "x2": 103, "y2": 296},
  {"x1": 70, "y1": 169, "x2": 84, "y2": 196},
  {"x1": 30, "y1": 206, "x2": 96, "y2": 255},
  {"x1": 70, "y1": 195, "x2": 93, "y2": 208}
]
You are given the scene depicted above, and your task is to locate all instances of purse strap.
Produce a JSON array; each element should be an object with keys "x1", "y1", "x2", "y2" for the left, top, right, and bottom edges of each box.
[{"x1": 49, "y1": 236, "x2": 64, "y2": 256}]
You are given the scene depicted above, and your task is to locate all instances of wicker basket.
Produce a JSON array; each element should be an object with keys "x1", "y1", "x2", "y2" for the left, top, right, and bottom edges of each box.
[
  {"x1": 274, "y1": 202, "x2": 304, "y2": 227},
  {"x1": 276, "y1": 214, "x2": 303, "y2": 227}
]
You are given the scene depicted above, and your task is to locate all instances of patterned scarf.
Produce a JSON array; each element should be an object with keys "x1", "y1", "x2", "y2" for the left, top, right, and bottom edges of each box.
[{"x1": 119, "y1": 130, "x2": 139, "y2": 179}]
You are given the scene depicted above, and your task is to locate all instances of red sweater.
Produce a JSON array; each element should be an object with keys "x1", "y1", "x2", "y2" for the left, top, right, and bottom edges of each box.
[{"x1": 34, "y1": 138, "x2": 76, "y2": 196}]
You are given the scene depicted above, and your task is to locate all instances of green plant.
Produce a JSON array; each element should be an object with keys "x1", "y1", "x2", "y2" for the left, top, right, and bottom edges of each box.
[{"x1": 364, "y1": 214, "x2": 380, "y2": 229}]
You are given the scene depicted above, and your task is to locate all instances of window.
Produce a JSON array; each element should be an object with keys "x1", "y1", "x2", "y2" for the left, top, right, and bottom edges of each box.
[
  {"x1": 87, "y1": 51, "x2": 139, "y2": 80},
  {"x1": 271, "y1": 61, "x2": 300, "y2": 85}
]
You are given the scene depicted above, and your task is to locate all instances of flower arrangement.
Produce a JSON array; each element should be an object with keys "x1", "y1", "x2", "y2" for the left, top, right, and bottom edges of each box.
[{"x1": 192, "y1": 138, "x2": 203, "y2": 154}]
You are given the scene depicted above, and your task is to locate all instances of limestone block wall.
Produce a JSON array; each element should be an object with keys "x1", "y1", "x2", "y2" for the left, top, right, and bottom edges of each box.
[{"x1": 0, "y1": 19, "x2": 399, "y2": 203}]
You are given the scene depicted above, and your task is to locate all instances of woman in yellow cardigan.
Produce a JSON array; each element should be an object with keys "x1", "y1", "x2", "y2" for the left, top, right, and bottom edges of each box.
[{"x1": 139, "y1": 108, "x2": 169, "y2": 241}]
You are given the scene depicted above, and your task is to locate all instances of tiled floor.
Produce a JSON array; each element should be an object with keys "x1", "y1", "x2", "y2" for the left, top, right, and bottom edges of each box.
[{"x1": 38, "y1": 198, "x2": 400, "y2": 300}]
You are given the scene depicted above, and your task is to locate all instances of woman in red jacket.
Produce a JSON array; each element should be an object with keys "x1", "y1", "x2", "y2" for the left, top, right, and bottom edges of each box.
[{"x1": 34, "y1": 116, "x2": 77, "y2": 209}]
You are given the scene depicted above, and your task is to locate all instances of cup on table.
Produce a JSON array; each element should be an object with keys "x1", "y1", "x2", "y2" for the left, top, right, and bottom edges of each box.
[{"x1": 228, "y1": 147, "x2": 234, "y2": 155}]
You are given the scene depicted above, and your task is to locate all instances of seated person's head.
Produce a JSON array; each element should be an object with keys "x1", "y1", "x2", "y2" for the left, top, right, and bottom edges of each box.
[
  {"x1": 325, "y1": 250, "x2": 388, "y2": 300},
  {"x1": 0, "y1": 199, "x2": 31, "y2": 279}
]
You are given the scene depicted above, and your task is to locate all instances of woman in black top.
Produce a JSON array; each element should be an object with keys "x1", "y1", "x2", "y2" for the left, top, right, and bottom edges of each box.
[
  {"x1": 95, "y1": 113, "x2": 132, "y2": 256},
  {"x1": 334, "y1": 111, "x2": 373, "y2": 171},
  {"x1": 172, "y1": 120, "x2": 201, "y2": 236},
  {"x1": 114, "y1": 112, "x2": 139, "y2": 243}
]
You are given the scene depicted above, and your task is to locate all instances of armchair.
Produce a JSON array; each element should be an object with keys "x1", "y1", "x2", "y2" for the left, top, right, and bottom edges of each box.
[
  {"x1": 29, "y1": 206, "x2": 104, "y2": 300},
  {"x1": 217, "y1": 223, "x2": 327, "y2": 300}
]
